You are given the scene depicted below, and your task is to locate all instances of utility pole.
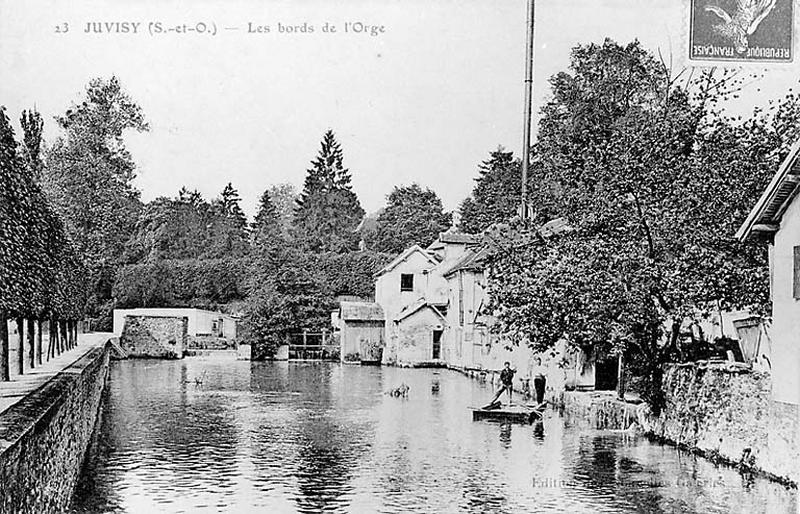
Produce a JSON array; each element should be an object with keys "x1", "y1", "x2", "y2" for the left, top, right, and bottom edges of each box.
[{"x1": 520, "y1": 0, "x2": 535, "y2": 220}]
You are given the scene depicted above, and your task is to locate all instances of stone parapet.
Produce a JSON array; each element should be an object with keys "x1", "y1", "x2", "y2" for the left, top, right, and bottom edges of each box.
[{"x1": 0, "y1": 343, "x2": 110, "y2": 512}]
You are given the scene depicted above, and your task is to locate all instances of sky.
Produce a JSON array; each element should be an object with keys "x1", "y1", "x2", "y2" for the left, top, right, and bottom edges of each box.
[{"x1": 2, "y1": 0, "x2": 799, "y2": 219}]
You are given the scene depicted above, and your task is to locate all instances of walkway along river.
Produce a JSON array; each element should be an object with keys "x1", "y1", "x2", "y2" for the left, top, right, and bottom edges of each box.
[{"x1": 70, "y1": 356, "x2": 797, "y2": 513}]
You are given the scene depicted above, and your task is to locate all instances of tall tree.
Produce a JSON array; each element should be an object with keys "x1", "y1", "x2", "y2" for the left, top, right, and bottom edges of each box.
[
  {"x1": 206, "y1": 183, "x2": 250, "y2": 258},
  {"x1": 1, "y1": 107, "x2": 86, "y2": 326},
  {"x1": 486, "y1": 39, "x2": 800, "y2": 412},
  {"x1": 459, "y1": 147, "x2": 525, "y2": 234},
  {"x1": 42, "y1": 77, "x2": 147, "y2": 326},
  {"x1": 367, "y1": 184, "x2": 452, "y2": 253},
  {"x1": 19, "y1": 109, "x2": 44, "y2": 181},
  {"x1": 292, "y1": 130, "x2": 364, "y2": 252},
  {"x1": 252, "y1": 189, "x2": 283, "y2": 250},
  {"x1": 267, "y1": 182, "x2": 298, "y2": 236}
]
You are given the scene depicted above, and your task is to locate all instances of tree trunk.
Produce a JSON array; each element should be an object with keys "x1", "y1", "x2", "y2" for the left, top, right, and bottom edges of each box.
[
  {"x1": 0, "y1": 312, "x2": 9, "y2": 381},
  {"x1": 54, "y1": 320, "x2": 61, "y2": 355},
  {"x1": 616, "y1": 353, "x2": 625, "y2": 400},
  {"x1": 36, "y1": 319, "x2": 43, "y2": 366},
  {"x1": 60, "y1": 320, "x2": 68, "y2": 353},
  {"x1": 48, "y1": 319, "x2": 56, "y2": 359},
  {"x1": 16, "y1": 318, "x2": 24, "y2": 375},
  {"x1": 27, "y1": 318, "x2": 35, "y2": 369}
]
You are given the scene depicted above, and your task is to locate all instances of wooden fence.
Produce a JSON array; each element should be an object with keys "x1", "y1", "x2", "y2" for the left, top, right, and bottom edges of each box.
[{"x1": 288, "y1": 330, "x2": 340, "y2": 361}]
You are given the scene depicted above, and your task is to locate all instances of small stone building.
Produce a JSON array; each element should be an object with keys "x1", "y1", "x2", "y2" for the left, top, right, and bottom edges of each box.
[
  {"x1": 119, "y1": 315, "x2": 187, "y2": 359},
  {"x1": 113, "y1": 308, "x2": 237, "y2": 341},
  {"x1": 335, "y1": 301, "x2": 385, "y2": 364}
]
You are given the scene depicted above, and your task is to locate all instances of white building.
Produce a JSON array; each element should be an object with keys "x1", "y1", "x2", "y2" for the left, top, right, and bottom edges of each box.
[
  {"x1": 112, "y1": 308, "x2": 237, "y2": 340},
  {"x1": 736, "y1": 140, "x2": 800, "y2": 406},
  {"x1": 374, "y1": 234, "x2": 478, "y2": 365}
]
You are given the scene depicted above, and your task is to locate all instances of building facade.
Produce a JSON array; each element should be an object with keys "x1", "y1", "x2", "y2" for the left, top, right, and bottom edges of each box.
[
  {"x1": 375, "y1": 235, "x2": 477, "y2": 365},
  {"x1": 112, "y1": 308, "x2": 237, "y2": 341},
  {"x1": 333, "y1": 301, "x2": 385, "y2": 364},
  {"x1": 737, "y1": 139, "x2": 800, "y2": 406}
]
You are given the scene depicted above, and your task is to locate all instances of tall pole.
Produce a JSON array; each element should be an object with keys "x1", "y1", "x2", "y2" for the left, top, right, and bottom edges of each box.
[{"x1": 520, "y1": 0, "x2": 535, "y2": 220}]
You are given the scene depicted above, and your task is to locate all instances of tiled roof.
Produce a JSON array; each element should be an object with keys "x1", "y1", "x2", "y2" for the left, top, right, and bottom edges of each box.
[
  {"x1": 442, "y1": 246, "x2": 492, "y2": 276},
  {"x1": 340, "y1": 301, "x2": 384, "y2": 321},
  {"x1": 737, "y1": 139, "x2": 800, "y2": 241},
  {"x1": 538, "y1": 217, "x2": 572, "y2": 238},
  {"x1": 438, "y1": 232, "x2": 481, "y2": 244}
]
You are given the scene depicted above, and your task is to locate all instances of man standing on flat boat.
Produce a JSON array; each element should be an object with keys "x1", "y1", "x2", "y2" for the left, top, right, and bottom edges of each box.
[{"x1": 488, "y1": 361, "x2": 516, "y2": 406}]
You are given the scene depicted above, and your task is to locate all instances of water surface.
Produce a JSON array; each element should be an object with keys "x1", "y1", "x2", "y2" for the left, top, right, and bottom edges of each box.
[{"x1": 71, "y1": 358, "x2": 797, "y2": 513}]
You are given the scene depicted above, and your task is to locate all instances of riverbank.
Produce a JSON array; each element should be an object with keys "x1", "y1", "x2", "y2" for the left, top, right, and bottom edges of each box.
[
  {"x1": 71, "y1": 359, "x2": 796, "y2": 513},
  {"x1": 449, "y1": 362, "x2": 799, "y2": 489},
  {"x1": 0, "y1": 334, "x2": 112, "y2": 513}
]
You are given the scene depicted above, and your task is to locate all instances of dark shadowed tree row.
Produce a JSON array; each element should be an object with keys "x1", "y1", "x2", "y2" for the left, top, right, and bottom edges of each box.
[{"x1": 0, "y1": 106, "x2": 86, "y2": 380}]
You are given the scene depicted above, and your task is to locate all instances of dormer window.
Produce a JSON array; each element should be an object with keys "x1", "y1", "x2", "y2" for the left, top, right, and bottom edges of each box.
[{"x1": 400, "y1": 274, "x2": 414, "y2": 292}]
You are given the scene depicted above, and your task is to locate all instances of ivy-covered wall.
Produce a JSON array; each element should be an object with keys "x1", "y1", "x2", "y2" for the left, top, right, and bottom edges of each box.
[{"x1": 638, "y1": 362, "x2": 799, "y2": 486}]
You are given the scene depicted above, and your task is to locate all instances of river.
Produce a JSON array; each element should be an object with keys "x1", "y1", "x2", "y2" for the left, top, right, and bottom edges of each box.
[{"x1": 70, "y1": 356, "x2": 797, "y2": 513}]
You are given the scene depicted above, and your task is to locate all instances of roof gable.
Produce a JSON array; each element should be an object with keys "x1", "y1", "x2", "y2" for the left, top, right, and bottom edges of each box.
[
  {"x1": 394, "y1": 298, "x2": 448, "y2": 323},
  {"x1": 375, "y1": 245, "x2": 438, "y2": 277},
  {"x1": 737, "y1": 139, "x2": 800, "y2": 241}
]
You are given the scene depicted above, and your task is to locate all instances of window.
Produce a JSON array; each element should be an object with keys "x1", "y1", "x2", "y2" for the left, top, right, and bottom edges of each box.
[
  {"x1": 794, "y1": 246, "x2": 800, "y2": 299},
  {"x1": 400, "y1": 273, "x2": 414, "y2": 292}
]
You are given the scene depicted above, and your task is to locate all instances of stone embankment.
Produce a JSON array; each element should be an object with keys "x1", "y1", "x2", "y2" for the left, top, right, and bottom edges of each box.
[
  {"x1": 0, "y1": 338, "x2": 112, "y2": 513},
  {"x1": 637, "y1": 362, "x2": 799, "y2": 487},
  {"x1": 452, "y1": 361, "x2": 798, "y2": 487}
]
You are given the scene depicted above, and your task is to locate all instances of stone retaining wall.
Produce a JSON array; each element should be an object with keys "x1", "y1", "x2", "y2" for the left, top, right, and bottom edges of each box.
[
  {"x1": 187, "y1": 335, "x2": 234, "y2": 351},
  {"x1": 638, "y1": 362, "x2": 799, "y2": 486},
  {"x1": 559, "y1": 391, "x2": 640, "y2": 430},
  {"x1": 0, "y1": 343, "x2": 110, "y2": 512},
  {"x1": 120, "y1": 315, "x2": 187, "y2": 359}
]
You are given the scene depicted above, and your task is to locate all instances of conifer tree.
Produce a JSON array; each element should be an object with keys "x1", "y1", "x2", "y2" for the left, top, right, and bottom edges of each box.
[
  {"x1": 206, "y1": 183, "x2": 250, "y2": 258},
  {"x1": 292, "y1": 130, "x2": 364, "y2": 252},
  {"x1": 459, "y1": 147, "x2": 525, "y2": 233},
  {"x1": 252, "y1": 189, "x2": 282, "y2": 250}
]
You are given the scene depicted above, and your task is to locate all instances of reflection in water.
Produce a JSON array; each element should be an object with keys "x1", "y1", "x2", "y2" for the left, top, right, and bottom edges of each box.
[
  {"x1": 533, "y1": 420, "x2": 545, "y2": 441},
  {"x1": 499, "y1": 423, "x2": 512, "y2": 449},
  {"x1": 71, "y1": 359, "x2": 797, "y2": 513}
]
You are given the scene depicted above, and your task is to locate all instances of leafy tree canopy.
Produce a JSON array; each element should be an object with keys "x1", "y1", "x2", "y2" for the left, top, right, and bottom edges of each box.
[
  {"x1": 43, "y1": 76, "x2": 147, "y2": 279},
  {"x1": 125, "y1": 184, "x2": 250, "y2": 262},
  {"x1": 367, "y1": 183, "x2": 452, "y2": 253},
  {"x1": 0, "y1": 106, "x2": 86, "y2": 320},
  {"x1": 486, "y1": 39, "x2": 800, "y2": 411}
]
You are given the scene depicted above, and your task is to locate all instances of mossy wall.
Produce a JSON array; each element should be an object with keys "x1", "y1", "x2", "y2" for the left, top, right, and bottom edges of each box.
[{"x1": 639, "y1": 362, "x2": 799, "y2": 486}]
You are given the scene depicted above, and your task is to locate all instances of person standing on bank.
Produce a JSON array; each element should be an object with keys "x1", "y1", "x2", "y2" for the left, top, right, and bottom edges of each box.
[
  {"x1": 489, "y1": 362, "x2": 516, "y2": 405},
  {"x1": 532, "y1": 357, "x2": 547, "y2": 405}
]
